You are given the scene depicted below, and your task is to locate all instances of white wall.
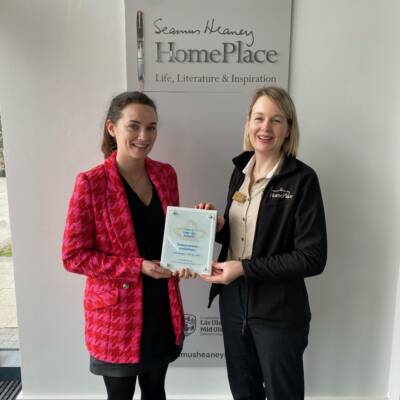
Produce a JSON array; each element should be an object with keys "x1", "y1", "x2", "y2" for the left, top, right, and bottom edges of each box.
[
  {"x1": 0, "y1": 0, "x2": 127, "y2": 395},
  {"x1": 0, "y1": 0, "x2": 400, "y2": 399},
  {"x1": 389, "y1": 268, "x2": 400, "y2": 400},
  {"x1": 290, "y1": 1, "x2": 400, "y2": 397},
  {"x1": 387, "y1": 2, "x2": 400, "y2": 396}
]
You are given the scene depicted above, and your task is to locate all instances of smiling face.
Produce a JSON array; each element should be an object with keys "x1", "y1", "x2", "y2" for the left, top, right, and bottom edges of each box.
[
  {"x1": 106, "y1": 103, "x2": 158, "y2": 161},
  {"x1": 246, "y1": 95, "x2": 289, "y2": 158}
]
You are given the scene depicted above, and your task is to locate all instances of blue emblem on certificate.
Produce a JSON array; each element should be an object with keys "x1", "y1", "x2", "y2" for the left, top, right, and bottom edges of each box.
[{"x1": 160, "y1": 206, "x2": 217, "y2": 275}]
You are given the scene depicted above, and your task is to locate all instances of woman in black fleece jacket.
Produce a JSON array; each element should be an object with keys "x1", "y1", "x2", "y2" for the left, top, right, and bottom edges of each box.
[{"x1": 199, "y1": 86, "x2": 327, "y2": 400}]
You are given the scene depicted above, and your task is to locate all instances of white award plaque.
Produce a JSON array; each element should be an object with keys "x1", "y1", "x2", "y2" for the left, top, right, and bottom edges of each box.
[{"x1": 160, "y1": 206, "x2": 217, "y2": 275}]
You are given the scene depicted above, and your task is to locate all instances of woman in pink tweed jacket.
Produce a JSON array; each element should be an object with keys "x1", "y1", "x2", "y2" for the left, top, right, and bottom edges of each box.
[{"x1": 62, "y1": 92, "x2": 185, "y2": 400}]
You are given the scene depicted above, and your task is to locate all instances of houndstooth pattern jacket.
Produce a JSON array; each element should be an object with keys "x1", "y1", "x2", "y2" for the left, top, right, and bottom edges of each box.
[{"x1": 62, "y1": 152, "x2": 184, "y2": 363}]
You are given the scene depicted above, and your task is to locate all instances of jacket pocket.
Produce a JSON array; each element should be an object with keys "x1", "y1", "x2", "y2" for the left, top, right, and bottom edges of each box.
[
  {"x1": 250, "y1": 283, "x2": 287, "y2": 319},
  {"x1": 84, "y1": 288, "x2": 119, "y2": 311}
]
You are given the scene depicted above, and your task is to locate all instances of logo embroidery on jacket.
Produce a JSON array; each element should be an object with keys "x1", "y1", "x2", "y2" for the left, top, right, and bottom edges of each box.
[{"x1": 269, "y1": 188, "x2": 294, "y2": 200}]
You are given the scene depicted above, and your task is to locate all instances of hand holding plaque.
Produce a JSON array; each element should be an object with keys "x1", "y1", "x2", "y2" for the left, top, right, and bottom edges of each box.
[{"x1": 160, "y1": 206, "x2": 217, "y2": 275}]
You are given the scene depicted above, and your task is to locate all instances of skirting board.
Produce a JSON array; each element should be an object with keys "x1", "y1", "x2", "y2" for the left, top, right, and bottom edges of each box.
[{"x1": 16, "y1": 394, "x2": 390, "y2": 400}]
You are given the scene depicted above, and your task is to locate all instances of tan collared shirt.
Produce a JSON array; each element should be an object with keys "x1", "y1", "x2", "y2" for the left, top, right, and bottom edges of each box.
[{"x1": 227, "y1": 156, "x2": 281, "y2": 262}]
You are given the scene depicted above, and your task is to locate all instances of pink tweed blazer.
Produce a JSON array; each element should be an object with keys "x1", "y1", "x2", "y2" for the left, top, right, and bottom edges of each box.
[{"x1": 62, "y1": 152, "x2": 184, "y2": 363}]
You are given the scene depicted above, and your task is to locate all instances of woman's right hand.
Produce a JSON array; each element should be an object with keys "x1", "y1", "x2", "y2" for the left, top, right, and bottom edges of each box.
[
  {"x1": 141, "y1": 260, "x2": 172, "y2": 279},
  {"x1": 195, "y1": 202, "x2": 225, "y2": 232}
]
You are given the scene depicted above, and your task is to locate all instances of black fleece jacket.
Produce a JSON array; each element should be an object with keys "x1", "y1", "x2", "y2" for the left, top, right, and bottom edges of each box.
[{"x1": 209, "y1": 151, "x2": 327, "y2": 328}]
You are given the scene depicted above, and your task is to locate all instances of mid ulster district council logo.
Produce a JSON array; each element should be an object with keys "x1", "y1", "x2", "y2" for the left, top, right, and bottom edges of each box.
[{"x1": 184, "y1": 314, "x2": 196, "y2": 336}]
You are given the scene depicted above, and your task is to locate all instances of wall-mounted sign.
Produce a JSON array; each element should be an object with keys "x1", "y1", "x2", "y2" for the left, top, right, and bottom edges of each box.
[
  {"x1": 124, "y1": 0, "x2": 293, "y2": 367},
  {"x1": 125, "y1": 0, "x2": 293, "y2": 92}
]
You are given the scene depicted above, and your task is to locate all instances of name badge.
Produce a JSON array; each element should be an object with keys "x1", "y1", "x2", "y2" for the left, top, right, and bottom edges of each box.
[{"x1": 232, "y1": 191, "x2": 247, "y2": 203}]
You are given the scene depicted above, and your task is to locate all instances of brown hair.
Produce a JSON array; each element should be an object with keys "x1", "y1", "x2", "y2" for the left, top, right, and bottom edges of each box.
[
  {"x1": 243, "y1": 86, "x2": 299, "y2": 157},
  {"x1": 101, "y1": 91, "x2": 157, "y2": 158}
]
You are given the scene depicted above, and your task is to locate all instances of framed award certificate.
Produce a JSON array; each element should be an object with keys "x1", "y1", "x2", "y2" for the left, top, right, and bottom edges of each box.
[{"x1": 160, "y1": 206, "x2": 217, "y2": 275}]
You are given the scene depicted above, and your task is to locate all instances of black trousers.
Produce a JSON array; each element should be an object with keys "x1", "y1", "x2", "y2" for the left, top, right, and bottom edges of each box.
[
  {"x1": 220, "y1": 280, "x2": 309, "y2": 400},
  {"x1": 103, "y1": 364, "x2": 168, "y2": 400}
]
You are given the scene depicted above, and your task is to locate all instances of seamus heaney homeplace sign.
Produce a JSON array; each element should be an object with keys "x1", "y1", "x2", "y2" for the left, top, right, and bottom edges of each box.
[
  {"x1": 123, "y1": 0, "x2": 293, "y2": 368},
  {"x1": 125, "y1": 0, "x2": 293, "y2": 92}
]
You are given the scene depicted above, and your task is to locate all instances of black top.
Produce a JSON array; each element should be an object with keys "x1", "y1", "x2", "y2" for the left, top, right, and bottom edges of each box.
[
  {"x1": 90, "y1": 176, "x2": 180, "y2": 377},
  {"x1": 209, "y1": 151, "x2": 327, "y2": 328}
]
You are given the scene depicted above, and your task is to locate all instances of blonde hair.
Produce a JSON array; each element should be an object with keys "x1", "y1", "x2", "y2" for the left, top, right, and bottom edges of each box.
[{"x1": 243, "y1": 86, "x2": 299, "y2": 157}]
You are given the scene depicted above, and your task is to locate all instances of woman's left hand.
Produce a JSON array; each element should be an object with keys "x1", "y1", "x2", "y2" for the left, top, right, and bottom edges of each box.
[{"x1": 201, "y1": 261, "x2": 244, "y2": 285}]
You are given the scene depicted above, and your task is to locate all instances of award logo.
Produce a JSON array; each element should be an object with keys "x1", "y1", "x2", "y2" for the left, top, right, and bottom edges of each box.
[{"x1": 174, "y1": 220, "x2": 206, "y2": 242}]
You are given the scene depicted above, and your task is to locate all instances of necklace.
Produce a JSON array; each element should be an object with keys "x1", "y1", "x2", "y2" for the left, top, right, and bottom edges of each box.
[
  {"x1": 120, "y1": 168, "x2": 146, "y2": 192},
  {"x1": 130, "y1": 172, "x2": 146, "y2": 191}
]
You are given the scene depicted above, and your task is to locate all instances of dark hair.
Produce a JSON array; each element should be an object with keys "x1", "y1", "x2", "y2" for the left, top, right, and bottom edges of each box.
[{"x1": 101, "y1": 91, "x2": 157, "y2": 158}]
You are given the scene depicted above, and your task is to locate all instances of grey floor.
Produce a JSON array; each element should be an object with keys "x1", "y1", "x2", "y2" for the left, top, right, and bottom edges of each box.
[
  {"x1": 0, "y1": 259, "x2": 19, "y2": 351},
  {"x1": 0, "y1": 178, "x2": 18, "y2": 351},
  {"x1": 0, "y1": 350, "x2": 20, "y2": 368},
  {"x1": 0, "y1": 329, "x2": 18, "y2": 352},
  {"x1": 0, "y1": 260, "x2": 19, "y2": 369},
  {"x1": 0, "y1": 166, "x2": 20, "y2": 384}
]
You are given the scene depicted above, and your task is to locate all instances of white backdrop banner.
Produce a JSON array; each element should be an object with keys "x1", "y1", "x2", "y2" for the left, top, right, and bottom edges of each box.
[{"x1": 125, "y1": 0, "x2": 292, "y2": 366}]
